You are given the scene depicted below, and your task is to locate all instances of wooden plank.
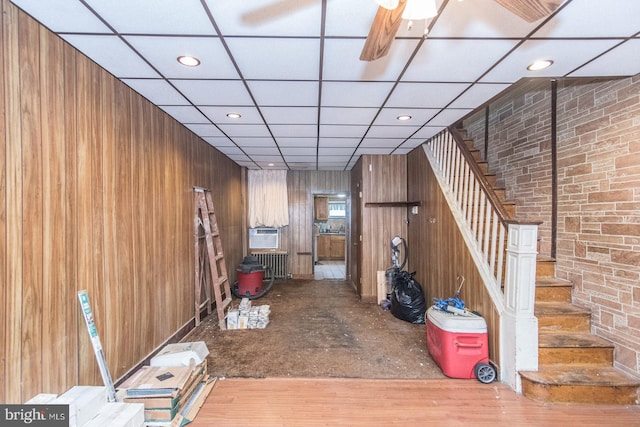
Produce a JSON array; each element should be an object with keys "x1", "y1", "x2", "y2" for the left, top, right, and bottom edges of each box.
[
  {"x1": 75, "y1": 53, "x2": 98, "y2": 385},
  {"x1": 114, "y1": 83, "x2": 134, "y2": 374},
  {"x1": 39, "y1": 23, "x2": 66, "y2": 394},
  {"x1": 62, "y1": 40, "x2": 79, "y2": 390},
  {"x1": 101, "y1": 70, "x2": 119, "y2": 378},
  {"x1": 0, "y1": 0, "x2": 9, "y2": 404},
  {"x1": 89, "y1": 63, "x2": 106, "y2": 382},
  {"x1": 19, "y1": 10, "x2": 43, "y2": 402}
]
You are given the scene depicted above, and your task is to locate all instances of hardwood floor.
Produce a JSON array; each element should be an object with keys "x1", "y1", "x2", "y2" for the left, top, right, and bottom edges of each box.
[{"x1": 191, "y1": 377, "x2": 640, "y2": 426}]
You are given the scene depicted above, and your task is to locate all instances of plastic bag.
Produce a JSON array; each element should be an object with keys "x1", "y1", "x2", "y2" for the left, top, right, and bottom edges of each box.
[{"x1": 390, "y1": 271, "x2": 427, "y2": 324}]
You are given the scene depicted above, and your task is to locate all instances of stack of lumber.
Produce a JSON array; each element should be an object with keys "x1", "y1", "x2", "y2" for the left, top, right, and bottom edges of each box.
[
  {"x1": 118, "y1": 341, "x2": 214, "y2": 426},
  {"x1": 120, "y1": 362, "x2": 207, "y2": 423}
]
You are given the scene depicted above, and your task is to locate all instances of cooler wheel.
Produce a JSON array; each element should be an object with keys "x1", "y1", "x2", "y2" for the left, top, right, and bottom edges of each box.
[{"x1": 474, "y1": 362, "x2": 496, "y2": 384}]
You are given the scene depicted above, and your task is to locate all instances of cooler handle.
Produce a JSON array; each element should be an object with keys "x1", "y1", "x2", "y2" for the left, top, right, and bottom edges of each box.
[{"x1": 455, "y1": 341, "x2": 483, "y2": 349}]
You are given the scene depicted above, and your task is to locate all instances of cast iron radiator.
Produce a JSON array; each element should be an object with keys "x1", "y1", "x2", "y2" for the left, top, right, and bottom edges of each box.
[{"x1": 251, "y1": 251, "x2": 288, "y2": 279}]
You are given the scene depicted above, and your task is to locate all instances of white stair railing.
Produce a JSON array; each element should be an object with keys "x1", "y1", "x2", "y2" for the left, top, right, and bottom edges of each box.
[{"x1": 423, "y1": 128, "x2": 539, "y2": 393}]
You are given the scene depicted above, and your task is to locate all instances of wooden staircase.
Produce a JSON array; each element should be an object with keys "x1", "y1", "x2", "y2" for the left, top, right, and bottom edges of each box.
[
  {"x1": 519, "y1": 259, "x2": 640, "y2": 405},
  {"x1": 461, "y1": 134, "x2": 640, "y2": 405}
]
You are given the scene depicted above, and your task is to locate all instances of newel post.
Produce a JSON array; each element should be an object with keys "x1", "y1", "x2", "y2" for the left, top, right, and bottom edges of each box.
[{"x1": 501, "y1": 222, "x2": 539, "y2": 392}]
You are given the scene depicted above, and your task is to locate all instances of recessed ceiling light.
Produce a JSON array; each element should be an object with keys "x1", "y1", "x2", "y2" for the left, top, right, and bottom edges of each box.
[
  {"x1": 226, "y1": 112, "x2": 241, "y2": 119},
  {"x1": 177, "y1": 55, "x2": 200, "y2": 67},
  {"x1": 268, "y1": 163, "x2": 275, "y2": 167},
  {"x1": 397, "y1": 114, "x2": 412, "y2": 121},
  {"x1": 527, "y1": 59, "x2": 553, "y2": 71}
]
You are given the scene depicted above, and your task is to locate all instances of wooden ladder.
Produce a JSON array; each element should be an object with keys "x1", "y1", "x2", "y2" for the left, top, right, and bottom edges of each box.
[{"x1": 194, "y1": 187, "x2": 232, "y2": 329}]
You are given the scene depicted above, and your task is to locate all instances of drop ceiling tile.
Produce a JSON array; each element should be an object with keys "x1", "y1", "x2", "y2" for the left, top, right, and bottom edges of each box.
[
  {"x1": 569, "y1": 39, "x2": 640, "y2": 77},
  {"x1": 159, "y1": 106, "x2": 209, "y2": 123},
  {"x1": 243, "y1": 146, "x2": 282, "y2": 156},
  {"x1": 270, "y1": 125, "x2": 317, "y2": 138},
  {"x1": 480, "y1": 39, "x2": 625, "y2": 83},
  {"x1": 322, "y1": 82, "x2": 395, "y2": 107},
  {"x1": 323, "y1": 39, "x2": 420, "y2": 81},
  {"x1": 387, "y1": 82, "x2": 470, "y2": 108},
  {"x1": 534, "y1": 0, "x2": 640, "y2": 38},
  {"x1": 355, "y1": 147, "x2": 393, "y2": 155},
  {"x1": 10, "y1": 0, "x2": 112, "y2": 33},
  {"x1": 274, "y1": 138, "x2": 318, "y2": 147},
  {"x1": 427, "y1": 109, "x2": 473, "y2": 126},
  {"x1": 231, "y1": 137, "x2": 275, "y2": 147},
  {"x1": 261, "y1": 107, "x2": 318, "y2": 124},
  {"x1": 122, "y1": 79, "x2": 190, "y2": 105},
  {"x1": 280, "y1": 147, "x2": 318, "y2": 156},
  {"x1": 217, "y1": 146, "x2": 245, "y2": 156},
  {"x1": 204, "y1": 0, "x2": 322, "y2": 37},
  {"x1": 200, "y1": 106, "x2": 264, "y2": 124},
  {"x1": 283, "y1": 155, "x2": 317, "y2": 163},
  {"x1": 248, "y1": 81, "x2": 318, "y2": 106},
  {"x1": 217, "y1": 124, "x2": 271, "y2": 138},
  {"x1": 428, "y1": 0, "x2": 539, "y2": 38},
  {"x1": 250, "y1": 155, "x2": 285, "y2": 162},
  {"x1": 317, "y1": 155, "x2": 353, "y2": 163},
  {"x1": 85, "y1": 0, "x2": 216, "y2": 35},
  {"x1": 124, "y1": 36, "x2": 238, "y2": 79},
  {"x1": 403, "y1": 39, "x2": 519, "y2": 82},
  {"x1": 359, "y1": 138, "x2": 406, "y2": 148},
  {"x1": 412, "y1": 126, "x2": 444, "y2": 140},
  {"x1": 226, "y1": 38, "x2": 320, "y2": 80},
  {"x1": 203, "y1": 137, "x2": 236, "y2": 147},
  {"x1": 366, "y1": 125, "x2": 421, "y2": 139},
  {"x1": 402, "y1": 138, "x2": 429, "y2": 148},
  {"x1": 60, "y1": 35, "x2": 159, "y2": 78},
  {"x1": 318, "y1": 147, "x2": 356, "y2": 156},
  {"x1": 320, "y1": 125, "x2": 368, "y2": 138},
  {"x1": 448, "y1": 83, "x2": 511, "y2": 109},
  {"x1": 324, "y1": 0, "x2": 379, "y2": 37},
  {"x1": 318, "y1": 138, "x2": 361, "y2": 148},
  {"x1": 184, "y1": 124, "x2": 224, "y2": 137},
  {"x1": 373, "y1": 108, "x2": 440, "y2": 126},
  {"x1": 171, "y1": 80, "x2": 253, "y2": 105},
  {"x1": 320, "y1": 107, "x2": 378, "y2": 125}
]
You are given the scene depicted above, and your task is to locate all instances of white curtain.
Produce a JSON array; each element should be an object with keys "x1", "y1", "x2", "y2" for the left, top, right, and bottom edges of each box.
[{"x1": 248, "y1": 170, "x2": 289, "y2": 228}]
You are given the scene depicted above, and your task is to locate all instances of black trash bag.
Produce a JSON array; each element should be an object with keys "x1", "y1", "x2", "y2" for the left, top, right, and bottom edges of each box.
[{"x1": 390, "y1": 271, "x2": 427, "y2": 324}]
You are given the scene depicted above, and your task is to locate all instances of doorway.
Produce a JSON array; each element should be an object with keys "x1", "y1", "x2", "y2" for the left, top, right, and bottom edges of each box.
[{"x1": 313, "y1": 193, "x2": 348, "y2": 280}]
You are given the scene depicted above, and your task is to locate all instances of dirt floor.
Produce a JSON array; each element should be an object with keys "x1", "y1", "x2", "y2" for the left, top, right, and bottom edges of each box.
[{"x1": 185, "y1": 279, "x2": 445, "y2": 379}]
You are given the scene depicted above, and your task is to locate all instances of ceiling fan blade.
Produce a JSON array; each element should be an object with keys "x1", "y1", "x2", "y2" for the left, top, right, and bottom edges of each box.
[
  {"x1": 360, "y1": 0, "x2": 407, "y2": 62},
  {"x1": 493, "y1": 0, "x2": 563, "y2": 22}
]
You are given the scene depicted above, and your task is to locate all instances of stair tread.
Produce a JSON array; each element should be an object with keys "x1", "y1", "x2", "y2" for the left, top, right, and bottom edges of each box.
[
  {"x1": 538, "y1": 332, "x2": 613, "y2": 349},
  {"x1": 535, "y1": 302, "x2": 591, "y2": 316},
  {"x1": 520, "y1": 366, "x2": 640, "y2": 387},
  {"x1": 536, "y1": 277, "x2": 572, "y2": 287}
]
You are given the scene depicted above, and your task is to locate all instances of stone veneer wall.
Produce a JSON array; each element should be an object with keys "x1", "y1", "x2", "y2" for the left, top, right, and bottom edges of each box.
[{"x1": 462, "y1": 75, "x2": 640, "y2": 378}]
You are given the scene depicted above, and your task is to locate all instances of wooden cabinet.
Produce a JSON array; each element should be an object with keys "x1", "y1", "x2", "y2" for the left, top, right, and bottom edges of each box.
[
  {"x1": 317, "y1": 234, "x2": 345, "y2": 260},
  {"x1": 317, "y1": 235, "x2": 331, "y2": 259},
  {"x1": 314, "y1": 196, "x2": 328, "y2": 220},
  {"x1": 330, "y1": 235, "x2": 346, "y2": 259}
]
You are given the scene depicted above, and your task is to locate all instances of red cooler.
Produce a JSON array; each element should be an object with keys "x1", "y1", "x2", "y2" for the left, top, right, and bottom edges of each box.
[{"x1": 426, "y1": 305, "x2": 490, "y2": 380}]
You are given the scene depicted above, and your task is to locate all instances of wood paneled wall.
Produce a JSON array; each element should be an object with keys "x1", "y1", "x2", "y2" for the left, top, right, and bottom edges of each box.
[
  {"x1": 285, "y1": 171, "x2": 350, "y2": 278},
  {"x1": 406, "y1": 147, "x2": 500, "y2": 365},
  {"x1": 352, "y1": 155, "x2": 409, "y2": 302},
  {"x1": 0, "y1": 0, "x2": 244, "y2": 402}
]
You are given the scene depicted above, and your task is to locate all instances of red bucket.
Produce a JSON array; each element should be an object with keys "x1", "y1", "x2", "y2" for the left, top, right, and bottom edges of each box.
[{"x1": 236, "y1": 269, "x2": 264, "y2": 297}]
